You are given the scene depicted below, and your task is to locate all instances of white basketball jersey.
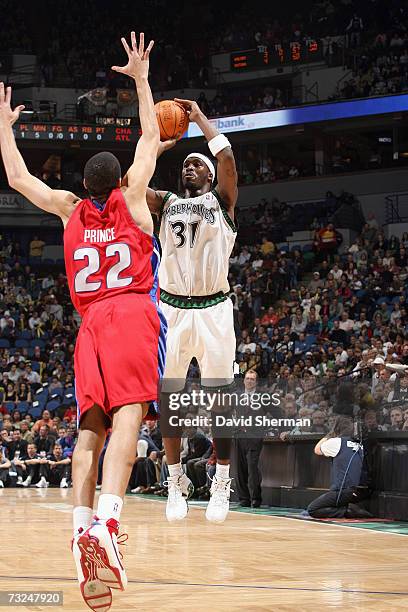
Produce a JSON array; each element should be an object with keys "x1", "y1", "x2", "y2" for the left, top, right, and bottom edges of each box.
[{"x1": 159, "y1": 189, "x2": 237, "y2": 296}]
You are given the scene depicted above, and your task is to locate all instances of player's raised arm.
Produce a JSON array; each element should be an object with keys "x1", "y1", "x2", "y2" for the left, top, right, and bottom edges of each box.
[
  {"x1": 124, "y1": 138, "x2": 176, "y2": 214},
  {"x1": 175, "y1": 98, "x2": 238, "y2": 216},
  {"x1": 112, "y1": 32, "x2": 159, "y2": 230},
  {"x1": 0, "y1": 83, "x2": 79, "y2": 224}
]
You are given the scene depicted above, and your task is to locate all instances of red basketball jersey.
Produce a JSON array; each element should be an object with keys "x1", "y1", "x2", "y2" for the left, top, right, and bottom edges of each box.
[{"x1": 64, "y1": 188, "x2": 157, "y2": 316}]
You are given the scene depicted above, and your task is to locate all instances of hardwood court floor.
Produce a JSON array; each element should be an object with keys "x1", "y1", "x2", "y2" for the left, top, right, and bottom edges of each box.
[{"x1": 1, "y1": 488, "x2": 407, "y2": 611}]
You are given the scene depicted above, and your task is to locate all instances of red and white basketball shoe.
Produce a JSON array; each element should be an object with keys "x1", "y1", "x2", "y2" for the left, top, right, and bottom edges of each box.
[
  {"x1": 78, "y1": 517, "x2": 128, "y2": 591},
  {"x1": 72, "y1": 527, "x2": 112, "y2": 612}
]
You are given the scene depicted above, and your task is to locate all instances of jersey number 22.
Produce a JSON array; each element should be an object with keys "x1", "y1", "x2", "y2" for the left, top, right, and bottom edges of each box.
[{"x1": 74, "y1": 244, "x2": 132, "y2": 293}]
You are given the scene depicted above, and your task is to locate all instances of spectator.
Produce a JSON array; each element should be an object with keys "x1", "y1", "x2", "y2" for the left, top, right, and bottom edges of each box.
[
  {"x1": 346, "y1": 13, "x2": 364, "y2": 48},
  {"x1": 34, "y1": 425, "x2": 53, "y2": 454},
  {"x1": 0, "y1": 447, "x2": 11, "y2": 488},
  {"x1": 32, "y1": 409, "x2": 53, "y2": 434},
  {"x1": 39, "y1": 442, "x2": 72, "y2": 488},
  {"x1": 318, "y1": 224, "x2": 340, "y2": 262},
  {"x1": 15, "y1": 442, "x2": 41, "y2": 487},
  {"x1": 8, "y1": 429, "x2": 28, "y2": 460},
  {"x1": 29, "y1": 236, "x2": 46, "y2": 259}
]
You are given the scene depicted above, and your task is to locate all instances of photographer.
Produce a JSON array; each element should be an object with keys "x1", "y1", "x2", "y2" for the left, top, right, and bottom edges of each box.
[{"x1": 307, "y1": 416, "x2": 371, "y2": 519}]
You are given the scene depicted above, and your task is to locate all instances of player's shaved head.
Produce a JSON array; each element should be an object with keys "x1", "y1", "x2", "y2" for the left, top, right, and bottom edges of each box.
[{"x1": 84, "y1": 152, "x2": 121, "y2": 198}]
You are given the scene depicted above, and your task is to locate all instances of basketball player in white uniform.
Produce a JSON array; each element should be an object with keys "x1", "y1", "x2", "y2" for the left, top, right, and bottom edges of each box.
[{"x1": 147, "y1": 98, "x2": 238, "y2": 523}]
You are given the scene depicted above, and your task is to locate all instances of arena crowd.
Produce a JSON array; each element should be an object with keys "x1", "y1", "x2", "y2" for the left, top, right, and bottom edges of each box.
[{"x1": 0, "y1": 192, "x2": 407, "y2": 494}]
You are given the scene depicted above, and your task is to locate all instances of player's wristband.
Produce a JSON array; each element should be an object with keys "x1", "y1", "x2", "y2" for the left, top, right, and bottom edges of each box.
[{"x1": 208, "y1": 134, "x2": 231, "y2": 156}]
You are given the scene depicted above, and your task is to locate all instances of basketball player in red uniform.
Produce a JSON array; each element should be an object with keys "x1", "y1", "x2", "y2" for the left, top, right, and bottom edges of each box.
[{"x1": 0, "y1": 33, "x2": 165, "y2": 612}]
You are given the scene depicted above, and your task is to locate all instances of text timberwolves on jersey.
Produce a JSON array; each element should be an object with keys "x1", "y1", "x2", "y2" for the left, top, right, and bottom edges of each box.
[{"x1": 159, "y1": 190, "x2": 237, "y2": 297}]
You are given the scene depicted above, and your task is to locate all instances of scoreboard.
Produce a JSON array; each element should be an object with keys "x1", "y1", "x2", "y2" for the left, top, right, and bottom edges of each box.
[
  {"x1": 13, "y1": 123, "x2": 141, "y2": 143},
  {"x1": 231, "y1": 40, "x2": 323, "y2": 71}
]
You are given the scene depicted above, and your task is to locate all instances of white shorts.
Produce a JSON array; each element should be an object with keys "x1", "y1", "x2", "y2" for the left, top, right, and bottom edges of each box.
[{"x1": 161, "y1": 297, "x2": 236, "y2": 391}]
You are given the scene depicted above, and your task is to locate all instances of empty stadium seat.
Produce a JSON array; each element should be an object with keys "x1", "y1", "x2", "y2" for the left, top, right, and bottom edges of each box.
[
  {"x1": 35, "y1": 387, "x2": 49, "y2": 409},
  {"x1": 4, "y1": 401, "x2": 16, "y2": 413},
  {"x1": 28, "y1": 403, "x2": 43, "y2": 419},
  {"x1": 50, "y1": 388, "x2": 63, "y2": 400},
  {"x1": 0, "y1": 339, "x2": 10, "y2": 348},
  {"x1": 20, "y1": 330, "x2": 33, "y2": 340},
  {"x1": 62, "y1": 387, "x2": 76, "y2": 405},
  {"x1": 17, "y1": 401, "x2": 31, "y2": 414},
  {"x1": 46, "y1": 399, "x2": 61, "y2": 413}
]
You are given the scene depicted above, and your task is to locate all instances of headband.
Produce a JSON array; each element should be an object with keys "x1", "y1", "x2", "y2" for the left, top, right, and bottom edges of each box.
[{"x1": 184, "y1": 153, "x2": 215, "y2": 183}]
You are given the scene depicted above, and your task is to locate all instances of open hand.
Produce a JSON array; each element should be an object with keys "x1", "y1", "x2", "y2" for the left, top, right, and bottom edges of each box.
[
  {"x1": 111, "y1": 32, "x2": 154, "y2": 80},
  {"x1": 0, "y1": 83, "x2": 25, "y2": 127}
]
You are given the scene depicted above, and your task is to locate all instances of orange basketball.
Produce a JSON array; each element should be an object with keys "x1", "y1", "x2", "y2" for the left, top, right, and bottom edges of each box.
[{"x1": 155, "y1": 100, "x2": 189, "y2": 141}]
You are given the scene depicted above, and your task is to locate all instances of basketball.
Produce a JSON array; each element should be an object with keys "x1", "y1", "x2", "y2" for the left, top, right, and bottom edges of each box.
[{"x1": 155, "y1": 100, "x2": 189, "y2": 141}]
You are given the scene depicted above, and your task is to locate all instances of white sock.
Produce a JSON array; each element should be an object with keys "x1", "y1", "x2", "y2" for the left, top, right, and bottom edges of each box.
[
  {"x1": 168, "y1": 463, "x2": 183, "y2": 478},
  {"x1": 73, "y1": 506, "x2": 93, "y2": 535},
  {"x1": 97, "y1": 494, "x2": 123, "y2": 522},
  {"x1": 216, "y1": 463, "x2": 230, "y2": 479}
]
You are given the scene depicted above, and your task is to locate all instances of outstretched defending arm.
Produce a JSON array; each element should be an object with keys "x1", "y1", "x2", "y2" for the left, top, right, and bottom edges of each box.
[
  {"x1": 112, "y1": 32, "x2": 159, "y2": 233},
  {"x1": 125, "y1": 140, "x2": 175, "y2": 215},
  {"x1": 175, "y1": 98, "x2": 238, "y2": 216},
  {"x1": 0, "y1": 83, "x2": 79, "y2": 224}
]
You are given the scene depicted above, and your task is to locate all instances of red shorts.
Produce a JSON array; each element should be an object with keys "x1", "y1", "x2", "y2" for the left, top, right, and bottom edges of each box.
[{"x1": 75, "y1": 293, "x2": 165, "y2": 425}]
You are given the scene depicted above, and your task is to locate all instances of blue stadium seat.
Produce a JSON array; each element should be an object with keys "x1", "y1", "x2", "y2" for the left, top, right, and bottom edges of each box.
[
  {"x1": 302, "y1": 244, "x2": 313, "y2": 252},
  {"x1": 35, "y1": 387, "x2": 49, "y2": 406},
  {"x1": 392, "y1": 296, "x2": 401, "y2": 303},
  {"x1": 15, "y1": 339, "x2": 29, "y2": 348},
  {"x1": 21, "y1": 330, "x2": 33, "y2": 340},
  {"x1": 63, "y1": 387, "x2": 76, "y2": 405},
  {"x1": 17, "y1": 401, "x2": 31, "y2": 415},
  {"x1": 4, "y1": 401, "x2": 16, "y2": 413},
  {"x1": 30, "y1": 361, "x2": 40, "y2": 372},
  {"x1": 43, "y1": 258, "x2": 55, "y2": 265},
  {"x1": 46, "y1": 399, "x2": 61, "y2": 413},
  {"x1": 30, "y1": 339, "x2": 45, "y2": 348},
  {"x1": 56, "y1": 258, "x2": 65, "y2": 266},
  {"x1": 50, "y1": 388, "x2": 63, "y2": 400},
  {"x1": 0, "y1": 339, "x2": 10, "y2": 348},
  {"x1": 280, "y1": 245, "x2": 289, "y2": 252},
  {"x1": 290, "y1": 244, "x2": 302, "y2": 252},
  {"x1": 28, "y1": 403, "x2": 43, "y2": 419}
]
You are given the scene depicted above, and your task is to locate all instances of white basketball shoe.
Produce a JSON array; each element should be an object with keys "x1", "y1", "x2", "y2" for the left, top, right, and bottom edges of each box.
[
  {"x1": 165, "y1": 474, "x2": 194, "y2": 522},
  {"x1": 205, "y1": 476, "x2": 232, "y2": 524}
]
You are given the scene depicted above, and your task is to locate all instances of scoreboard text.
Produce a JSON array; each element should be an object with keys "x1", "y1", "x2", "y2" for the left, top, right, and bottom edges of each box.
[
  {"x1": 13, "y1": 123, "x2": 140, "y2": 143},
  {"x1": 231, "y1": 40, "x2": 323, "y2": 71}
]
